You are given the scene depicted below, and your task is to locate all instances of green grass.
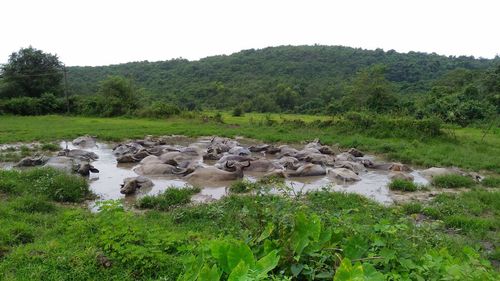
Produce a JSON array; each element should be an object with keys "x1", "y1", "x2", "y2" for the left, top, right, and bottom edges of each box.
[
  {"x1": 0, "y1": 181, "x2": 498, "y2": 279},
  {"x1": 482, "y1": 176, "x2": 500, "y2": 188},
  {"x1": 388, "y1": 179, "x2": 419, "y2": 191},
  {"x1": 136, "y1": 186, "x2": 201, "y2": 211},
  {"x1": 432, "y1": 174, "x2": 476, "y2": 188},
  {"x1": 228, "y1": 180, "x2": 259, "y2": 193},
  {"x1": 0, "y1": 115, "x2": 499, "y2": 173},
  {"x1": 0, "y1": 168, "x2": 91, "y2": 202}
]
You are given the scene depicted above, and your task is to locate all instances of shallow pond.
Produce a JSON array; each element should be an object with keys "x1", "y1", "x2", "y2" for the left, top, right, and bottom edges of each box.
[{"x1": 58, "y1": 138, "x2": 430, "y2": 208}]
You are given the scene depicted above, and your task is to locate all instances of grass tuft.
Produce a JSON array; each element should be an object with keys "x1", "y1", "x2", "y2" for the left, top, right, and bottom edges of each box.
[
  {"x1": 0, "y1": 168, "x2": 91, "y2": 202},
  {"x1": 136, "y1": 186, "x2": 201, "y2": 211},
  {"x1": 432, "y1": 174, "x2": 475, "y2": 188},
  {"x1": 229, "y1": 180, "x2": 259, "y2": 193},
  {"x1": 389, "y1": 179, "x2": 418, "y2": 191},
  {"x1": 481, "y1": 176, "x2": 500, "y2": 188}
]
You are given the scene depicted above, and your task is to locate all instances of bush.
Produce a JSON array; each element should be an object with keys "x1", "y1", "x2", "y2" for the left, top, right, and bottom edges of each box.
[
  {"x1": 2, "y1": 97, "x2": 41, "y2": 115},
  {"x1": 0, "y1": 93, "x2": 64, "y2": 115},
  {"x1": 232, "y1": 106, "x2": 243, "y2": 117},
  {"x1": 481, "y1": 176, "x2": 500, "y2": 188},
  {"x1": 136, "y1": 187, "x2": 201, "y2": 211},
  {"x1": 432, "y1": 174, "x2": 475, "y2": 188},
  {"x1": 138, "y1": 102, "x2": 181, "y2": 118},
  {"x1": 389, "y1": 179, "x2": 418, "y2": 191},
  {"x1": 314, "y1": 112, "x2": 442, "y2": 139}
]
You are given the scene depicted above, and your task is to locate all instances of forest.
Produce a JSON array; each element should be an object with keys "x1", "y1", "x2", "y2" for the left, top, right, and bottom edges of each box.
[{"x1": 1, "y1": 45, "x2": 499, "y2": 126}]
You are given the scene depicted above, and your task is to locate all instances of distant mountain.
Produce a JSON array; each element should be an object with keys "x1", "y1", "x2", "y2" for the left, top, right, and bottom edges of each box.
[{"x1": 66, "y1": 45, "x2": 498, "y2": 110}]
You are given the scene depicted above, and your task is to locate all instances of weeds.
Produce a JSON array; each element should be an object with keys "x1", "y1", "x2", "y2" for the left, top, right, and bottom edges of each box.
[
  {"x1": 0, "y1": 167, "x2": 91, "y2": 202},
  {"x1": 432, "y1": 174, "x2": 475, "y2": 188},
  {"x1": 482, "y1": 176, "x2": 500, "y2": 188},
  {"x1": 228, "y1": 180, "x2": 259, "y2": 194},
  {"x1": 389, "y1": 179, "x2": 419, "y2": 191},
  {"x1": 136, "y1": 186, "x2": 201, "y2": 211}
]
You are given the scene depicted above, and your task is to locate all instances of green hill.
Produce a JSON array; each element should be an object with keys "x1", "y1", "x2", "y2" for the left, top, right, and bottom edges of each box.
[{"x1": 67, "y1": 45, "x2": 498, "y2": 112}]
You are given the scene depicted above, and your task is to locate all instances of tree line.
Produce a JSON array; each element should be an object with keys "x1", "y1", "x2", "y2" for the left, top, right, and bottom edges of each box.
[{"x1": 0, "y1": 45, "x2": 498, "y2": 126}]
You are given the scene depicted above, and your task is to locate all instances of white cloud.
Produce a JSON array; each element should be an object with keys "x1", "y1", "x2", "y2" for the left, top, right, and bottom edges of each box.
[{"x1": 1, "y1": 0, "x2": 499, "y2": 66}]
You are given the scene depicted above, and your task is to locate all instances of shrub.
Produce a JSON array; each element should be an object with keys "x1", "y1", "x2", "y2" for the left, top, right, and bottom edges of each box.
[
  {"x1": 136, "y1": 187, "x2": 201, "y2": 211},
  {"x1": 232, "y1": 106, "x2": 243, "y2": 117},
  {"x1": 329, "y1": 112, "x2": 442, "y2": 139},
  {"x1": 402, "y1": 202, "x2": 423, "y2": 214},
  {"x1": 432, "y1": 174, "x2": 475, "y2": 188},
  {"x1": 138, "y1": 102, "x2": 181, "y2": 118},
  {"x1": 389, "y1": 179, "x2": 418, "y2": 191},
  {"x1": 2, "y1": 97, "x2": 41, "y2": 115},
  {"x1": 0, "y1": 93, "x2": 64, "y2": 115},
  {"x1": 229, "y1": 180, "x2": 259, "y2": 193},
  {"x1": 481, "y1": 176, "x2": 500, "y2": 188}
]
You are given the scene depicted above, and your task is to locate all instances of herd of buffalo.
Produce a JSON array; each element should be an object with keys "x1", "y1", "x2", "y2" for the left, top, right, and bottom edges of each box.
[{"x1": 13, "y1": 135, "x2": 482, "y2": 197}]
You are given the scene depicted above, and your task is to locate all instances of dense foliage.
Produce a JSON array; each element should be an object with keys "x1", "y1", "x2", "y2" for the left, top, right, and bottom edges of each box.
[
  {"x1": 1, "y1": 45, "x2": 498, "y2": 126},
  {"x1": 61, "y1": 45, "x2": 499, "y2": 124},
  {"x1": 0, "y1": 46, "x2": 63, "y2": 98}
]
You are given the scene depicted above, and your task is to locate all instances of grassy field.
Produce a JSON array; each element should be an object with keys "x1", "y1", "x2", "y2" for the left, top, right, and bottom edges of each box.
[
  {"x1": 0, "y1": 168, "x2": 498, "y2": 280},
  {"x1": 0, "y1": 114, "x2": 499, "y2": 279},
  {"x1": 1, "y1": 114, "x2": 499, "y2": 173}
]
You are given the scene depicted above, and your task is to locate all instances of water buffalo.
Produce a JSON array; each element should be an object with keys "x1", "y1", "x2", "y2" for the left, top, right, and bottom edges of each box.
[
  {"x1": 140, "y1": 155, "x2": 163, "y2": 165},
  {"x1": 185, "y1": 161, "x2": 251, "y2": 183},
  {"x1": 120, "y1": 176, "x2": 154, "y2": 195},
  {"x1": 58, "y1": 149, "x2": 99, "y2": 161},
  {"x1": 133, "y1": 163, "x2": 182, "y2": 176},
  {"x1": 389, "y1": 172, "x2": 414, "y2": 181},
  {"x1": 228, "y1": 146, "x2": 251, "y2": 156},
  {"x1": 44, "y1": 156, "x2": 99, "y2": 176},
  {"x1": 72, "y1": 135, "x2": 96, "y2": 148},
  {"x1": 277, "y1": 156, "x2": 300, "y2": 170},
  {"x1": 227, "y1": 159, "x2": 282, "y2": 173},
  {"x1": 15, "y1": 155, "x2": 50, "y2": 167},
  {"x1": 348, "y1": 148, "x2": 364, "y2": 157},
  {"x1": 371, "y1": 162, "x2": 412, "y2": 172},
  {"x1": 328, "y1": 168, "x2": 361, "y2": 182},
  {"x1": 304, "y1": 153, "x2": 335, "y2": 166},
  {"x1": 287, "y1": 164, "x2": 326, "y2": 177},
  {"x1": 334, "y1": 161, "x2": 367, "y2": 174}
]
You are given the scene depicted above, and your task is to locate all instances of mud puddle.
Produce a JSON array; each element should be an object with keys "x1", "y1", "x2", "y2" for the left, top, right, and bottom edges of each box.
[{"x1": 57, "y1": 139, "x2": 432, "y2": 208}]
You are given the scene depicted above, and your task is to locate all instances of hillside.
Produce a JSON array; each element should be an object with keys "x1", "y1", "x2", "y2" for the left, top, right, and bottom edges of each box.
[{"x1": 67, "y1": 45, "x2": 498, "y2": 111}]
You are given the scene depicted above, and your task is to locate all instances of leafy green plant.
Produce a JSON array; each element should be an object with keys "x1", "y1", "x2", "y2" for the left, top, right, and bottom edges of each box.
[
  {"x1": 432, "y1": 174, "x2": 475, "y2": 188},
  {"x1": 333, "y1": 258, "x2": 384, "y2": 281},
  {"x1": 179, "y1": 239, "x2": 280, "y2": 281}
]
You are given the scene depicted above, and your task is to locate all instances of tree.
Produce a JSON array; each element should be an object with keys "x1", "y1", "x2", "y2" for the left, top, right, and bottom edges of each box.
[
  {"x1": 96, "y1": 76, "x2": 140, "y2": 117},
  {"x1": 1, "y1": 46, "x2": 63, "y2": 98},
  {"x1": 347, "y1": 64, "x2": 398, "y2": 112}
]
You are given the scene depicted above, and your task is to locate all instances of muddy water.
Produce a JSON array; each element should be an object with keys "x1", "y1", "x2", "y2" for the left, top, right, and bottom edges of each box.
[
  {"x1": 57, "y1": 139, "x2": 431, "y2": 208},
  {"x1": 0, "y1": 138, "x2": 432, "y2": 208}
]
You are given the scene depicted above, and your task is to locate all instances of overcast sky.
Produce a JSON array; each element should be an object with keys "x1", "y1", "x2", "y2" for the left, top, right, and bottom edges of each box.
[{"x1": 1, "y1": 0, "x2": 499, "y2": 66}]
